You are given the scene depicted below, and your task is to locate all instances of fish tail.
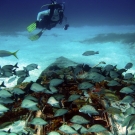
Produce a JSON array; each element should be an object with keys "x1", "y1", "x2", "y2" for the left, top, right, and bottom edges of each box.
[
  {"x1": 126, "y1": 127, "x2": 128, "y2": 135},
  {"x1": 14, "y1": 62, "x2": 19, "y2": 68},
  {"x1": 0, "y1": 81, "x2": 6, "y2": 87},
  {"x1": 12, "y1": 50, "x2": 19, "y2": 59},
  {"x1": 96, "y1": 51, "x2": 99, "y2": 54}
]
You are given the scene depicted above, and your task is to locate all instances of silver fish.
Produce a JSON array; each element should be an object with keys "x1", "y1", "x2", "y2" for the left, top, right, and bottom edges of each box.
[
  {"x1": 17, "y1": 76, "x2": 26, "y2": 85},
  {"x1": 70, "y1": 115, "x2": 89, "y2": 124},
  {"x1": 21, "y1": 99, "x2": 37, "y2": 108},
  {"x1": 103, "y1": 64, "x2": 116, "y2": 72},
  {"x1": 0, "y1": 50, "x2": 19, "y2": 59},
  {"x1": 54, "y1": 108, "x2": 68, "y2": 117},
  {"x1": 0, "y1": 104, "x2": 9, "y2": 113},
  {"x1": 125, "y1": 62, "x2": 133, "y2": 69},
  {"x1": 49, "y1": 78, "x2": 64, "y2": 86},
  {"x1": 109, "y1": 70, "x2": 119, "y2": 79},
  {"x1": 124, "y1": 106, "x2": 135, "y2": 116},
  {"x1": 49, "y1": 86, "x2": 58, "y2": 94},
  {"x1": 120, "y1": 95, "x2": 134, "y2": 104},
  {"x1": 79, "y1": 105, "x2": 99, "y2": 115},
  {"x1": 12, "y1": 88, "x2": 25, "y2": 95},
  {"x1": 8, "y1": 76, "x2": 16, "y2": 83},
  {"x1": 124, "y1": 73, "x2": 134, "y2": 80},
  {"x1": 52, "y1": 94, "x2": 65, "y2": 101},
  {"x1": 30, "y1": 82, "x2": 45, "y2": 92},
  {"x1": 25, "y1": 63, "x2": 38, "y2": 71},
  {"x1": 86, "y1": 72, "x2": 105, "y2": 82},
  {"x1": 120, "y1": 87, "x2": 134, "y2": 94},
  {"x1": 30, "y1": 117, "x2": 47, "y2": 126},
  {"x1": 82, "y1": 51, "x2": 99, "y2": 56},
  {"x1": 15, "y1": 70, "x2": 29, "y2": 77},
  {"x1": 71, "y1": 124, "x2": 88, "y2": 134},
  {"x1": 29, "y1": 105, "x2": 39, "y2": 111},
  {"x1": 3, "y1": 71, "x2": 13, "y2": 77},
  {"x1": 107, "y1": 80, "x2": 120, "y2": 86},
  {"x1": 0, "y1": 97, "x2": 14, "y2": 104},
  {"x1": 59, "y1": 124, "x2": 78, "y2": 134},
  {"x1": 122, "y1": 115, "x2": 133, "y2": 127},
  {"x1": 0, "y1": 89, "x2": 12, "y2": 98},
  {"x1": 68, "y1": 94, "x2": 80, "y2": 102},
  {"x1": 78, "y1": 82, "x2": 94, "y2": 90},
  {"x1": 88, "y1": 124, "x2": 107, "y2": 133},
  {"x1": 129, "y1": 85, "x2": 135, "y2": 91},
  {"x1": 2, "y1": 63, "x2": 18, "y2": 71},
  {"x1": 24, "y1": 95, "x2": 38, "y2": 102},
  {"x1": 47, "y1": 96, "x2": 59, "y2": 107}
]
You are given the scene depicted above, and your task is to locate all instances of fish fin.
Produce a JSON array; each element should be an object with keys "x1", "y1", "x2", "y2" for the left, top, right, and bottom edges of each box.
[
  {"x1": 0, "y1": 81, "x2": 6, "y2": 87},
  {"x1": 12, "y1": 50, "x2": 19, "y2": 59},
  {"x1": 8, "y1": 129, "x2": 11, "y2": 133},
  {"x1": 88, "y1": 113, "x2": 92, "y2": 117},
  {"x1": 14, "y1": 62, "x2": 19, "y2": 68},
  {"x1": 125, "y1": 127, "x2": 128, "y2": 135}
]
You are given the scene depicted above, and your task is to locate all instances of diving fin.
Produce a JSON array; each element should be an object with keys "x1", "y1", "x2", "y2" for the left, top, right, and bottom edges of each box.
[
  {"x1": 29, "y1": 29, "x2": 45, "y2": 41},
  {"x1": 27, "y1": 22, "x2": 36, "y2": 32}
]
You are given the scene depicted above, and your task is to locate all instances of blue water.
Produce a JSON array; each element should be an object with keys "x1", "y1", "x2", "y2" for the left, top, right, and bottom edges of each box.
[{"x1": 0, "y1": 0, "x2": 135, "y2": 31}]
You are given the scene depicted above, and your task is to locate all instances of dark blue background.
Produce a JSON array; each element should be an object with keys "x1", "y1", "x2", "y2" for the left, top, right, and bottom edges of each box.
[{"x1": 0, "y1": 0, "x2": 135, "y2": 32}]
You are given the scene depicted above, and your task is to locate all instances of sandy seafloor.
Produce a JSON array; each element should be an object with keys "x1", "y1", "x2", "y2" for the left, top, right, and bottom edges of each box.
[{"x1": 0, "y1": 25, "x2": 135, "y2": 88}]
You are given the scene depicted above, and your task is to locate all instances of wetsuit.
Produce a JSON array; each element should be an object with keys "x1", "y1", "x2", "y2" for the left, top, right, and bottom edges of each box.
[{"x1": 36, "y1": 4, "x2": 63, "y2": 30}]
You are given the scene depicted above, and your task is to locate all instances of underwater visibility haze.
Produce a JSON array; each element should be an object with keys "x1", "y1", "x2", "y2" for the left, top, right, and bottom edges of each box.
[{"x1": 0, "y1": 0, "x2": 135, "y2": 135}]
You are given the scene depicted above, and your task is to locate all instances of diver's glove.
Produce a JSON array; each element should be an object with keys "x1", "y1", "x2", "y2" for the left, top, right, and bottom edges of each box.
[{"x1": 63, "y1": 24, "x2": 69, "y2": 30}]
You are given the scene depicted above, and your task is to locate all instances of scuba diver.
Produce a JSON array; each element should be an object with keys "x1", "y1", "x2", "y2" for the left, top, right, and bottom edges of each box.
[{"x1": 27, "y1": 0, "x2": 69, "y2": 41}]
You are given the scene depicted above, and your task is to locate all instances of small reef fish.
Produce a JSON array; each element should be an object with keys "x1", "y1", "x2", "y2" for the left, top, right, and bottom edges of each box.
[
  {"x1": 25, "y1": 63, "x2": 38, "y2": 71},
  {"x1": 2, "y1": 63, "x2": 18, "y2": 72},
  {"x1": 0, "y1": 50, "x2": 19, "y2": 59},
  {"x1": 125, "y1": 62, "x2": 133, "y2": 69},
  {"x1": 82, "y1": 51, "x2": 99, "y2": 56}
]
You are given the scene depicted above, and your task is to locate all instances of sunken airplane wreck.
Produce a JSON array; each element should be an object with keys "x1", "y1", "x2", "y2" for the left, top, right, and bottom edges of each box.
[{"x1": 0, "y1": 57, "x2": 135, "y2": 135}]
